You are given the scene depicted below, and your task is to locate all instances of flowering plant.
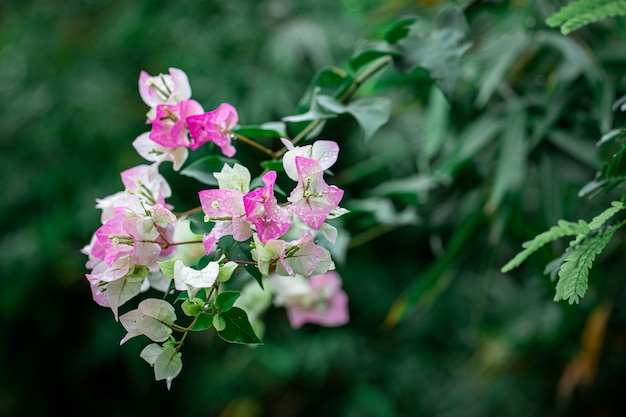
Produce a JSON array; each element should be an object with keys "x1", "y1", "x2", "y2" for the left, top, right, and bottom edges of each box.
[
  {"x1": 82, "y1": 67, "x2": 355, "y2": 388},
  {"x1": 81, "y1": 8, "x2": 473, "y2": 387}
]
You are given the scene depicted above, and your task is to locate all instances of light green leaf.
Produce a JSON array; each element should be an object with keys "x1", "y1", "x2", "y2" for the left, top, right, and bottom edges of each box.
[
  {"x1": 424, "y1": 85, "x2": 449, "y2": 158},
  {"x1": 588, "y1": 201, "x2": 626, "y2": 229},
  {"x1": 213, "y1": 314, "x2": 226, "y2": 331},
  {"x1": 181, "y1": 298, "x2": 204, "y2": 317},
  {"x1": 501, "y1": 220, "x2": 591, "y2": 273},
  {"x1": 159, "y1": 259, "x2": 178, "y2": 279},
  {"x1": 546, "y1": 0, "x2": 626, "y2": 35},
  {"x1": 555, "y1": 226, "x2": 618, "y2": 304}
]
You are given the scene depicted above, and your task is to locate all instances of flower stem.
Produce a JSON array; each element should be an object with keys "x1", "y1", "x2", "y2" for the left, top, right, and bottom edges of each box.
[
  {"x1": 175, "y1": 206, "x2": 203, "y2": 218},
  {"x1": 166, "y1": 239, "x2": 203, "y2": 246},
  {"x1": 233, "y1": 133, "x2": 275, "y2": 157}
]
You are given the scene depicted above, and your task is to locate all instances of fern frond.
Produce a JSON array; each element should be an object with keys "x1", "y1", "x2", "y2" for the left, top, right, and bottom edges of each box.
[
  {"x1": 554, "y1": 226, "x2": 618, "y2": 304},
  {"x1": 501, "y1": 220, "x2": 590, "y2": 272},
  {"x1": 588, "y1": 201, "x2": 626, "y2": 229},
  {"x1": 546, "y1": 0, "x2": 626, "y2": 35}
]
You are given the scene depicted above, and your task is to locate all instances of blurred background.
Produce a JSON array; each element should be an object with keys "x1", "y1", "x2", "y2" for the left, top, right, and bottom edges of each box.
[{"x1": 3, "y1": 0, "x2": 626, "y2": 416}]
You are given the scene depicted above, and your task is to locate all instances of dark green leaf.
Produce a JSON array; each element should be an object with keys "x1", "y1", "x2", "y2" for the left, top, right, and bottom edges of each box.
[
  {"x1": 180, "y1": 155, "x2": 239, "y2": 186},
  {"x1": 260, "y1": 160, "x2": 285, "y2": 172},
  {"x1": 384, "y1": 17, "x2": 419, "y2": 44},
  {"x1": 316, "y1": 95, "x2": 391, "y2": 144},
  {"x1": 349, "y1": 41, "x2": 402, "y2": 73},
  {"x1": 191, "y1": 313, "x2": 214, "y2": 331},
  {"x1": 188, "y1": 210, "x2": 214, "y2": 235},
  {"x1": 487, "y1": 105, "x2": 527, "y2": 211},
  {"x1": 310, "y1": 66, "x2": 353, "y2": 89},
  {"x1": 232, "y1": 126, "x2": 283, "y2": 138},
  {"x1": 217, "y1": 307, "x2": 262, "y2": 344},
  {"x1": 282, "y1": 88, "x2": 338, "y2": 123},
  {"x1": 394, "y1": 7, "x2": 472, "y2": 94},
  {"x1": 215, "y1": 290, "x2": 240, "y2": 312},
  {"x1": 244, "y1": 264, "x2": 264, "y2": 289}
]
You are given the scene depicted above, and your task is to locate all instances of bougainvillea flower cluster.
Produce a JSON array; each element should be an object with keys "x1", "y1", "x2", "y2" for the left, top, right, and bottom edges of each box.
[{"x1": 82, "y1": 67, "x2": 350, "y2": 387}]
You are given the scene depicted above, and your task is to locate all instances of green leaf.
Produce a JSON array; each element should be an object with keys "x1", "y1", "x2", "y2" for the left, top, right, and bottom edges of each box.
[
  {"x1": 424, "y1": 85, "x2": 449, "y2": 158},
  {"x1": 244, "y1": 264, "x2": 264, "y2": 289},
  {"x1": 474, "y1": 34, "x2": 529, "y2": 108},
  {"x1": 394, "y1": 7, "x2": 472, "y2": 94},
  {"x1": 546, "y1": 0, "x2": 626, "y2": 35},
  {"x1": 212, "y1": 314, "x2": 226, "y2": 331},
  {"x1": 597, "y1": 128, "x2": 626, "y2": 146},
  {"x1": 191, "y1": 312, "x2": 214, "y2": 331},
  {"x1": 188, "y1": 209, "x2": 214, "y2": 235},
  {"x1": 181, "y1": 298, "x2": 204, "y2": 317},
  {"x1": 179, "y1": 155, "x2": 238, "y2": 186},
  {"x1": 232, "y1": 125, "x2": 282, "y2": 139},
  {"x1": 282, "y1": 87, "x2": 338, "y2": 123},
  {"x1": 501, "y1": 220, "x2": 591, "y2": 273},
  {"x1": 487, "y1": 105, "x2": 527, "y2": 211},
  {"x1": 554, "y1": 226, "x2": 618, "y2": 304},
  {"x1": 217, "y1": 307, "x2": 262, "y2": 344},
  {"x1": 159, "y1": 259, "x2": 178, "y2": 279},
  {"x1": 310, "y1": 66, "x2": 353, "y2": 90},
  {"x1": 260, "y1": 160, "x2": 285, "y2": 172},
  {"x1": 437, "y1": 113, "x2": 502, "y2": 175},
  {"x1": 349, "y1": 41, "x2": 402, "y2": 73},
  {"x1": 384, "y1": 17, "x2": 418, "y2": 44},
  {"x1": 588, "y1": 201, "x2": 626, "y2": 229},
  {"x1": 547, "y1": 130, "x2": 600, "y2": 169},
  {"x1": 384, "y1": 211, "x2": 484, "y2": 328},
  {"x1": 346, "y1": 197, "x2": 420, "y2": 226},
  {"x1": 316, "y1": 95, "x2": 391, "y2": 144},
  {"x1": 215, "y1": 290, "x2": 240, "y2": 312}
]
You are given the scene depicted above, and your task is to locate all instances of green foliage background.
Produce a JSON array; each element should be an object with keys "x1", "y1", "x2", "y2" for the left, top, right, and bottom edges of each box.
[{"x1": 2, "y1": 0, "x2": 626, "y2": 416}]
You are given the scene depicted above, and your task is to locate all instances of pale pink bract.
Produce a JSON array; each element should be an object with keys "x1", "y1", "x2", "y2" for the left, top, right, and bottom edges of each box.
[
  {"x1": 287, "y1": 272, "x2": 349, "y2": 328},
  {"x1": 287, "y1": 156, "x2": 344, "y2": 230},
  {"x1": 281, "y1": 139, "x2": 339, "y2": 181},
  {"x1": 139, "y1": 67, "x2": 191, "y2": 108},
  {"x1": 198, "y1": 188, "x2": 252, "y2": 254},
  {"x1": 269, "y1": 271, "x2": 349, "y2": 329}
]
